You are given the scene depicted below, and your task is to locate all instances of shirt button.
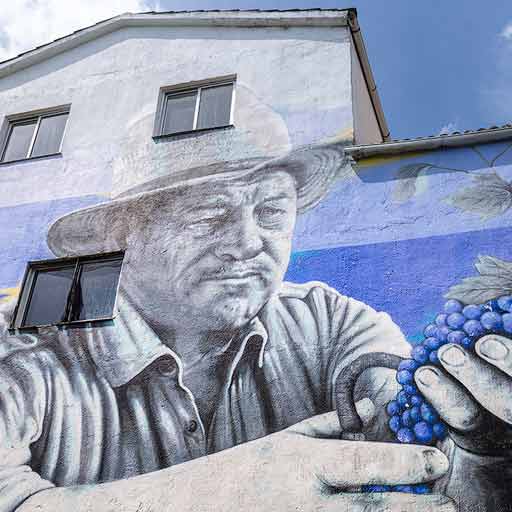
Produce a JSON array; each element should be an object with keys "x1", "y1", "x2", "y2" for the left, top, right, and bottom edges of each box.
[
  {"x1": 156, "y1": 358, "x2": 176, "y2": 377},
  {"x1": 187, "y1": 420, "x2": 198, "y2": 433}
]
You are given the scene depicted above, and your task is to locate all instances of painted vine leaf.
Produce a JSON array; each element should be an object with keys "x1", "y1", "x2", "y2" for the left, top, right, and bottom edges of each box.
[
  {"x1": 475, "y1": 255, "x2": 512, "y2": 279},
  {"x1": 392, "y1": 163, "x2": 434, "y2": 202},
  {"x1": 447, "y1": 171, "x2": 512, "y2": 220},
  {"x1": 445, "y1": 255, "x2": 512, "y2": 304}
]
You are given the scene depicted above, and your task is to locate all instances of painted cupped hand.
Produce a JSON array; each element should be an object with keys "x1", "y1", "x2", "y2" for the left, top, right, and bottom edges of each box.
[
  {"x1": 415, "y1": 334, "x2": 512, "y2": 455},
  {"x1": 258, "y1": 412, "x2": 456, "y2": 512}
]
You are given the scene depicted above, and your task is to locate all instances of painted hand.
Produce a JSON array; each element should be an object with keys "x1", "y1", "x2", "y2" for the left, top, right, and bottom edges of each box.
[
  {"x1": 414, "y1": 334, "x2": 512, "y2": 511},
  {"x1": 414, "y1": 334, "x2": 512, "y2": 454},
  {"x1": 183, "y1": 411, "x2": 456, "y2": 512}
]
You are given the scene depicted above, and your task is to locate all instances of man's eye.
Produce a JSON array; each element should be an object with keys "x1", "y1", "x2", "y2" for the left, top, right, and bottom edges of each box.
[
  {"x1": 260, "y1": 207, "x2": 285, "y2": 217},
  {"x1": 257, "y1": 206, "x2": 288, "y2": 226}
]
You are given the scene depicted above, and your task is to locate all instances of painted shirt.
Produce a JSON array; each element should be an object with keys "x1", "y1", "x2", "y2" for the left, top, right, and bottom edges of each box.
[{"x1": 0, "y1": 281, "x2": 408, "y2": 512}]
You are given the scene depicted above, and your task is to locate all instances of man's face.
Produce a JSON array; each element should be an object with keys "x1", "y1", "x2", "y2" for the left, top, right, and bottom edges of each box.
[{"x1": 125, "y1": 170, "x2": 297, "y2": 334}]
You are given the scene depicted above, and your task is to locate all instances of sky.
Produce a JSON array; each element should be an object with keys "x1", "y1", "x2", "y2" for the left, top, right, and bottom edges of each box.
[{"x1": 1, "y1": 1, "x2": 511, "y2": 140}]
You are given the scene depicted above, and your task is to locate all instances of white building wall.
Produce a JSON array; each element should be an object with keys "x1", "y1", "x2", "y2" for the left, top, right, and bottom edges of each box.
[{"x1": 0, "y1": 24, "x2": 354, "y2": 209}]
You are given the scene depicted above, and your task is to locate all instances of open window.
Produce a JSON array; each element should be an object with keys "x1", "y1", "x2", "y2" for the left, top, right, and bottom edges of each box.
[{"x1": 11, "y1": 252, "x2": 124, "y2": 329}]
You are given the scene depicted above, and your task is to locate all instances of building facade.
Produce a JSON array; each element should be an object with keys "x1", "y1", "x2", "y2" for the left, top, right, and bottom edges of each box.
[
  {"x1": 0, "y1": 8, "x2": 385, "y2": 305},
  {"x1": 0, "y1": 8, "x2": 510, "y2": 512}
]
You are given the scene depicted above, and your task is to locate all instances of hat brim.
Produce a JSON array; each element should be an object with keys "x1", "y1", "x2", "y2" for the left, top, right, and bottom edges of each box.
[{"x1": 47, "y1": 141, "x2": 351, "y2": 257}]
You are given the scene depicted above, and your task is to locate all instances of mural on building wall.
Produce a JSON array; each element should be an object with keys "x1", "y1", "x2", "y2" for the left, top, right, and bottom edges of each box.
[{"x1": 0, "y1": 139, "x2": 512, "y2": 511}]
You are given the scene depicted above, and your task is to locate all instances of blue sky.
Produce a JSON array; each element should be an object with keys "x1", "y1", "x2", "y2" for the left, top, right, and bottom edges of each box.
[
  {"x1": 151, "y1": 0, "x2": 512, "y2": 139},
  {"x1": 1, "y1": 1, "x2": 512, "y2": 139}
]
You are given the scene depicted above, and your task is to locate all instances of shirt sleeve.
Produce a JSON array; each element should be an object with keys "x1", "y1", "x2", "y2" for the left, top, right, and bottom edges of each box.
[
  {"x1": 0, "y1": 311, "x2": 55, "y2": 512},
  {"x1": 309, "y1": 284, "x2": 411, "y2": 433}
]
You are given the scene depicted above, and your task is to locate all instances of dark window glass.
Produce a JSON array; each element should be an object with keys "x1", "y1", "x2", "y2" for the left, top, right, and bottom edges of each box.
[
  {"x1": 163, "y1": 91, "x2": 197, "y2": 135},
  {"x1": 73, "y1": 259, "x2": 123, "y2": 321},
  {"x1": 197, "y1": 84, "x2": 233, "y2": 129},
  {"x1": 31, "y1": 113, "x2": 68, "y2": 157},
  {"x1": 23, "y1": 266, "x2": 75, "y2": 327},
  {"x1": 157, "y1": 81, "x2": 234, "y2": 136},
  {"x1": 2, "y1": 120, "x2": 37, "y2": 162},
  {"x1": 16, "y1": 253, "x2": 123, "y2": 329}
]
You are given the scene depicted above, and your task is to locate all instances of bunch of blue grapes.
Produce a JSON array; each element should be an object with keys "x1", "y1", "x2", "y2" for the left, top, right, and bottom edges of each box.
[{"x1": 365, "y1": 294, "x2": 512, "y2": 495}]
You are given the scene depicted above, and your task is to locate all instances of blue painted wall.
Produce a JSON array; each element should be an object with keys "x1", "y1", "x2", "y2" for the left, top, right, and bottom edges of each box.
[
  {"x1": 2, "y1": 139, "x2": 512, "y2": 348},
  {"x1": 286, "y1": 140, "x2": 512, "y2": 342},
  {"x1": 0, "y1": 195, "x2": 106, "y2": 300}
]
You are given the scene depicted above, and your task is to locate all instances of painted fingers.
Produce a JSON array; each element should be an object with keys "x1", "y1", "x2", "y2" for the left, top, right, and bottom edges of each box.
[
  {"x1": 475, "y1": 334, "x2": 512, "y2": 378},
  {"x1": 280, "y1": 413, "x2": 453, "y2": 511},
  {"x1": 414, "y1": 364, "x2": 481, "y2": 431},
  {"x1": 415, "y1": 335, "x2": 512, "y2": 428},
  {"x1": 309, "y1": 437, "x2": 448, "y2": 488}
]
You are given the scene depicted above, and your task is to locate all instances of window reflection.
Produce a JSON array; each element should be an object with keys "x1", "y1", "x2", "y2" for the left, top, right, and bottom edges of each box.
[{"x1": 23, "y1": 266, "x2": 75, "y2": 327}]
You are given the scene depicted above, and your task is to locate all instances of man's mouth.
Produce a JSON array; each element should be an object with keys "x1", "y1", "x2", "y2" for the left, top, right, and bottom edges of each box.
[{"x1": 200, "y1": 270, "x2": 264, "y2": 283}]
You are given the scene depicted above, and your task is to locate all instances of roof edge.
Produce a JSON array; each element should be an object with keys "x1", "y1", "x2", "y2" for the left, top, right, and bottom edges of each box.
[
  {"x1": 0, "y1": 10, "x2": 349, "y2": 79},
  {"x1": 345, "y1": 126, "x2": 512, "y2": 159}
]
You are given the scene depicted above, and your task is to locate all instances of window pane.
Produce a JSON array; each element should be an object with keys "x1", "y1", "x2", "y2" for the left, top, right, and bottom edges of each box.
[
  {"x1": 23, "y1": 266, "x2": 75, "y2": 326},
  {"x1": 162, "y1": 91, "x2": 197, "y2": 134},
  {"x1": 31, "y1": 113, "x2": 68, "y2": 158},
  {"x1": 2, "y1": 120, "x2": 37, "y2": 162},
  {"x1": 72, "y1": 258, "x2": 122, "y2": 321},
  {"x1": 197, "y1": 84, "x2": 233, "y2": 130}
]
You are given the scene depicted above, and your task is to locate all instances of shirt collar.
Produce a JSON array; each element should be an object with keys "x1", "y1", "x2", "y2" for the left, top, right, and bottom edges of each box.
[{"x1": 86, "y1": 293, "x2": 269, "y2": 388}]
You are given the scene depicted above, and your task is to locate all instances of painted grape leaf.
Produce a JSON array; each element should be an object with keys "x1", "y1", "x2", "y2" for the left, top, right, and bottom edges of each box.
[
  {"x1": 445, "y1": 255, "x2": 512, "y2": 304},
  {"x1": 392, "y1": 163, "x2": 433, "y2": 202},
  {"x1": 447, "y1": 172, "x2": 512, "y2": 220},
  {"x1": 474, "y1": 255, "x2": 512, "y2": 279}
]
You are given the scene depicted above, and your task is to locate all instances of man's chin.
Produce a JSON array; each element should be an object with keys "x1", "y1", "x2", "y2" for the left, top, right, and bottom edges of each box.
[{"x1": 205, "y1": 297, "x2": 265, "y2": 332}]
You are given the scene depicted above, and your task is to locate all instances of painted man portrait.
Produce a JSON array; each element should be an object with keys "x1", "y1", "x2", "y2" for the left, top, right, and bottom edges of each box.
[{"x1": 0, "y1": 142, "x2": 511, "y2": 512}]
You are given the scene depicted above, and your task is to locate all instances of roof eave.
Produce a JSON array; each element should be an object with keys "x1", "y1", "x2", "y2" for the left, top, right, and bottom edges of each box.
[
  {"x1": 346, "y1": 126, "x2": 512, "y2": 159},
  {"x1": 0, "y1": 10, "x2": 349, "y2": 79}
]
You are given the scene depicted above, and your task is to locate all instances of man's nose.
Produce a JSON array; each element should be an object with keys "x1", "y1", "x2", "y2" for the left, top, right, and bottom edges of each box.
[{"x1": 215, "y1": 212, "x2": 263, "y2": 261}]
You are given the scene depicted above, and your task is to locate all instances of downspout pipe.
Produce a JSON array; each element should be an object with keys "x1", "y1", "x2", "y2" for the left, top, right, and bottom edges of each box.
[{"x1": 348, "y1": 9, "x2": 391, "y2": 142}]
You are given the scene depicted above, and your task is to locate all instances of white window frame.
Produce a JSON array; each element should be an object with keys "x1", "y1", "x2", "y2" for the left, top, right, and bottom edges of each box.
[
  {"x1": 153, "y1": 75, "x2": 236, "y2": 137},
  {"x1": 0, "y1": 104, "x2": 70, "y2": 164}
]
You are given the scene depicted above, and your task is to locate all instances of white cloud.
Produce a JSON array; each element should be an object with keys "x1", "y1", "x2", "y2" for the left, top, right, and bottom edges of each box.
[
  {"x1": 0, "y1": 0, "x2": 154, "y2": 62},
  {"x1": 480, "y1": 24, "x2": 512, "y2": 124},
  {"x1": 500, "y1": 22, "x2": 512, "y2": 40},
  {"x1": 438, "y1": 121, "x2": 458, "y2": 135}
]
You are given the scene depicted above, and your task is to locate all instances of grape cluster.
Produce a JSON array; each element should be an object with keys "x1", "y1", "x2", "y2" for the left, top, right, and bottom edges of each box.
[{"x1": 364, "y1": 294, "x2": 512, "y2": 495}]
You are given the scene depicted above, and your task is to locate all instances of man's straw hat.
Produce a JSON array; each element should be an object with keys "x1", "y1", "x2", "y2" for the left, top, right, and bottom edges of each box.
[{"x1": 47, "y1": 141, "x2": 351, "y2": 257}]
